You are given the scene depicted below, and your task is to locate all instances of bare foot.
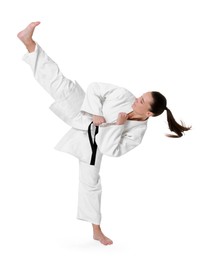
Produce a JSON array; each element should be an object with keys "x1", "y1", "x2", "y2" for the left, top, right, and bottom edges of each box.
[
  {"x1": 92, "y1": 224, "x2": 113, "y2": 245},
  {"x1": 93, "y1": 232, "x2": 113, "y2": 245},
  {"x1": 17, "y1": 21, "x2": 40, "y2": 52}
]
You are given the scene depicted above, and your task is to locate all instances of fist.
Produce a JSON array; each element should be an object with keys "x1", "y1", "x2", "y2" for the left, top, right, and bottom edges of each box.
[
  {"x1": 116, "y1": 112, "x2": 128, "y2": 125},
  {"x1": 92, "y1": 115, "x2": 106, "y2": 126}
]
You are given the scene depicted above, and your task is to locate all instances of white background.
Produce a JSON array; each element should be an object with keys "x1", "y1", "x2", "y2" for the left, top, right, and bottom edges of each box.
[{"x1": 0, "y1": 0, "x2": 204, "y2": 259}]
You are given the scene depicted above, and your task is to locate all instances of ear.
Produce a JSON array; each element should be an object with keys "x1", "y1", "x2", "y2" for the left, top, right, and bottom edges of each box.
[{"x1": 146, "y1": 111, "x2": 153, "y2": 117}]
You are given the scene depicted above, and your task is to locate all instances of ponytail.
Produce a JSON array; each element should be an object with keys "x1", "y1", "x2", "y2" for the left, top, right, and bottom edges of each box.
[
  {"x1": 150, "y1": 92, "x2": 191, "y2": 138},
  {"x1": 165, "y1": 107, "x2": 191, "y2": 138}
]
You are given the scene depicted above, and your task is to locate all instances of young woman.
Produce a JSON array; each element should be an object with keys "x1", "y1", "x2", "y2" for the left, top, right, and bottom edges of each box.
[{"x1": 17, "y1": 22, "x2": 191, "y2": 246}]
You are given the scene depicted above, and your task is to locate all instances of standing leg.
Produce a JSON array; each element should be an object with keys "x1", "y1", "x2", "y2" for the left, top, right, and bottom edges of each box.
[
  {"x1": 77, "y1": 161, "x2": 102, "y2": 224},
  {"x1": 77, "y1": 157, "x2": 113, "y2": 245}
]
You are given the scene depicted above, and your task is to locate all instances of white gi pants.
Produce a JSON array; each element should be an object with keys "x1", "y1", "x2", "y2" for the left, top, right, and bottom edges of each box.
[
  {"x1": 77, "y1": 159, "x2": 103, "y2": 224},
  {"x1": 23, "y1": 43, "x2": 103, "y2": 225}
]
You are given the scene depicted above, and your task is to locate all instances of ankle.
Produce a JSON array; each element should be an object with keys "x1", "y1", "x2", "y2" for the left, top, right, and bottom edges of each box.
[
  {"x1": 26, "y1": 40, "x2": 36, "y2": 53},
  {"x1": 92, "y1": 224, "x2": 101, "y2": 232}
]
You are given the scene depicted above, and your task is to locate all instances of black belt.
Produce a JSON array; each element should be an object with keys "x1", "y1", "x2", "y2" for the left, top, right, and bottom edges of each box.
[{"x1": 88, "y1": 122, "x2": 99, "y2": 165}]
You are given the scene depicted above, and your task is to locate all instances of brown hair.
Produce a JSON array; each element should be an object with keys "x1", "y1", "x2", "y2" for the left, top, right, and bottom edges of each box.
[{"x1": 150, "y1": 91, "x2": 191, "y2": 138}]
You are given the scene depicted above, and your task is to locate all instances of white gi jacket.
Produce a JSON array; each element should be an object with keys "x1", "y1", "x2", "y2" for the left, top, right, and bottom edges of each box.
[
  {"x1": 23, "y1": 44, "x2": 148, "y2": 164},
  {"x1": 52, "y1": 82, "x2": 148, "y2": 163}
]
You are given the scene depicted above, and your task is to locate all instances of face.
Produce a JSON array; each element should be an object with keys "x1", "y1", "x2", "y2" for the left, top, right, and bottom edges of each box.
[{"x1": 131, "y1": 92, "x2": 154, "y2": 118}]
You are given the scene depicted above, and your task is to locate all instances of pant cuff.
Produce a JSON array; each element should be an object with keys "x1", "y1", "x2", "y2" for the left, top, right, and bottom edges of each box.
[{"x1": 76, "y1": 215, "x2": 101, "y2": 225}]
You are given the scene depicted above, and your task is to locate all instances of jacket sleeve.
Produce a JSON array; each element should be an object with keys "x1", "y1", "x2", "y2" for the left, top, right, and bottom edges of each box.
[
  {"x1": 80, "y1": 82, "x2": 120, "y2": 116},
  {"x1": 95, "y1": 124, "x2": 147, "y2": 157}
]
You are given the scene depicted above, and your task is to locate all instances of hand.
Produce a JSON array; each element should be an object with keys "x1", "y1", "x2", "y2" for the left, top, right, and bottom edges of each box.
[
  {"x1": 92, "y1": 115, "x2": 106, "y2": 126},
  {"x1": 116, "y1": 112, "x2": 128, "y2": 125}
]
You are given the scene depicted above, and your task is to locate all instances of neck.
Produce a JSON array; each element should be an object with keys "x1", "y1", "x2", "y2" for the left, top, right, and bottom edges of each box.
[{"x1": 128, "y1": 111, "x2": 148, "y2": 121}]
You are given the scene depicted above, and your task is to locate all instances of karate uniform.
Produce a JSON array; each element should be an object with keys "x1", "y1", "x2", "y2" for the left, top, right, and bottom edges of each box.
[{"x1": 23, "y1": 43, "x2": 147, "y2": 224}]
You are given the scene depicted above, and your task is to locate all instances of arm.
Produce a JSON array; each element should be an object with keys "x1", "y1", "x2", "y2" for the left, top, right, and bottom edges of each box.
[
  {"x1": 96, "y1": 123, "x2": 147, "y2": 157},
  {"x1": 80, "y1": 82, "x2": 121, "y2": 117}
]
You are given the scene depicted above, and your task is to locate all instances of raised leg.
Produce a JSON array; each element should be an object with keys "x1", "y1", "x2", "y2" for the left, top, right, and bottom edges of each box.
[{"x1": 18, "y1": 22, "x2": 85, "y2": 124}]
